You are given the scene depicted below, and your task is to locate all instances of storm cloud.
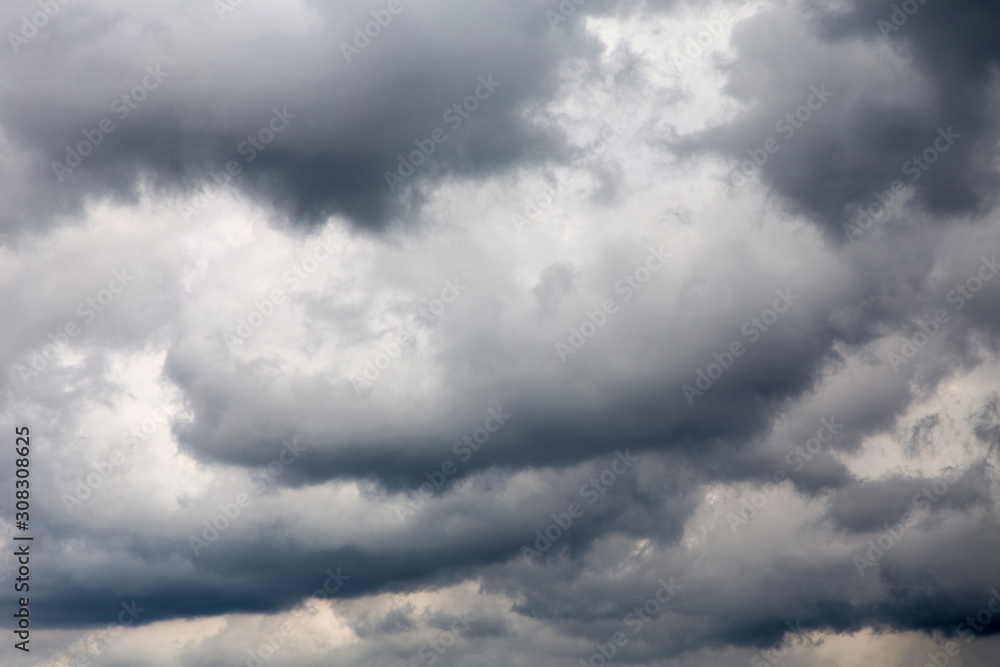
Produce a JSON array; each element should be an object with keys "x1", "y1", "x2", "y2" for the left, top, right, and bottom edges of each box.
[{"x1": 1, "y1": 0, "x2": 999, "y2": 665}]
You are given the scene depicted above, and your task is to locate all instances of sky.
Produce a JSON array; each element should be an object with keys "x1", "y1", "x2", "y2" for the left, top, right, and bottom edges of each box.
[{"x1": 1, "y1": 0, "x2": 999, "y2": 665}]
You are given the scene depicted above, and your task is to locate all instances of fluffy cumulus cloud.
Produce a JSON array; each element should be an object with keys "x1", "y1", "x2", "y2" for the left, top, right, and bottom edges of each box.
[{"x1": 1, "y1": 0, "x2": 999, "y2": 665}]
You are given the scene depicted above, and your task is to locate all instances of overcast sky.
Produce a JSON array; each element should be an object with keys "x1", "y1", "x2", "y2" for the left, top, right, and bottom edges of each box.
[{"x1": 1, "y1": 0, "x2": 999, "y2": 665}]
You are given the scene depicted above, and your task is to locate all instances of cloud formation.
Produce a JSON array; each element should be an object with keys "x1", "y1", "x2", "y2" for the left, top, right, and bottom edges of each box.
[{"x1": 1, "y1": 0, "x2": 1000, "y2": 665}]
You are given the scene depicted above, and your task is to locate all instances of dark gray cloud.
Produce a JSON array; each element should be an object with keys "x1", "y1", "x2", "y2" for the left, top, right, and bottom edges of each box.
[
  {"x1": 671, "y1": 0, "x2": 1000, "y2": 238},
  {"x1": 0, "y1": 0, "x2": 614, "y2": 235},
  {"x1": 2, "y1": 0, "x2": 1000, "y2": 665},
  {"x1": 827, "y1": 464, "x2": 992, "y2": 532}
]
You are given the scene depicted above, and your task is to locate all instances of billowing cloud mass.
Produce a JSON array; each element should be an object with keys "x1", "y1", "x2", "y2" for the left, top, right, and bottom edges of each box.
[{"x1": 1, "y1": 0, "x2": 999, "y2": 665}]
